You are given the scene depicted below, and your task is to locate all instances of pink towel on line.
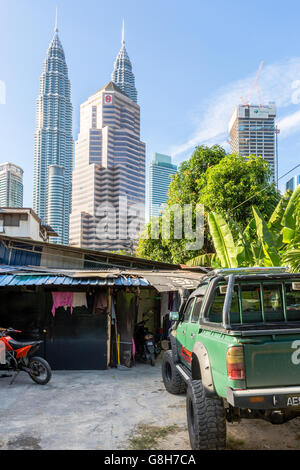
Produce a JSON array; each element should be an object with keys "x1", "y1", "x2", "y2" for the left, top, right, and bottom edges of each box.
[
  {"x1": 132, "y1": 337, "x2": 136, "y2": 359},
  {"x1": 51, "y1": 292, "x2": 74, "y2": 317}
]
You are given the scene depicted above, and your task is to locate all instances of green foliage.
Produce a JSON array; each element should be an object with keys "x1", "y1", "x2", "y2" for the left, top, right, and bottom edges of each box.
[
  {"x1": 189, "y1": 188, "x2": 300, "y2": 271},
  {"x1": 136, "y1": 223, "x2": 173, "y2": 263},
  {"x1": 186, "y1": 253, "x2": 218, "y2": 268},
  {"x1": 138, "y1": 145, "x2": 226, "y2": 263},
  {"x1": 138, "y1": 145, "x2": 280, "y2": 265},
  {"x1": 252, "y1": 206, "x2": 281, "y2": 267},
  {"x1": 167, "y1": 145, "x2": 226, "y2": 206},
  {"x1": 198, "y1": 154, "x2": 280, "y2": 228},
  {"x1": 207, "y1": 213, "x2": 238, "y2": 268},
  {"x1": 281, "y1": 185, "x2": 300, "y2": 243}
]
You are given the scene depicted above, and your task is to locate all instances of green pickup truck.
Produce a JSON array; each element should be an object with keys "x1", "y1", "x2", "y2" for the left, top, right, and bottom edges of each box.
[{"x1": 162, "y1": 267, "x2": 300, "y2": 450}]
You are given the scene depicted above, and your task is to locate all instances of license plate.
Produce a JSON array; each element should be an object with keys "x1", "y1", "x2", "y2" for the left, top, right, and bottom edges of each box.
[{"x1": 287, "y1": 394, "x2": 300, "y2": 407}]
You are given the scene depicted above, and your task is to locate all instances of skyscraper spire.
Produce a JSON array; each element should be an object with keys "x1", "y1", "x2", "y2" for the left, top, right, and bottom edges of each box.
[
  {"x1": 122, "y1": 19, "x2": 125, "y2": 45},
  {"x1": 33, "y1": 17, "x2": 73, "y2": 245},
  {"x1": 111, "y1": 21, "x2": 138, "y2": 103},
  {"x1": 55, "y1": 6, "x2": 58, "y2": 32}
]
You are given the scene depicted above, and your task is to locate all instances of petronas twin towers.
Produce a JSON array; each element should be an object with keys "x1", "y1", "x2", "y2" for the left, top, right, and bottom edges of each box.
[
  {"x1": 33, "y1": 20, "x2": 73, "y2": 245},
  {"x1": 33, "y1": 17, "x2": 143, "y2": 246}
]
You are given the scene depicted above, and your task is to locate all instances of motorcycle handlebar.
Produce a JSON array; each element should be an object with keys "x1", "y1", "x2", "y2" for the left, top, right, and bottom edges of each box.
[{"x1": 0, "y1": 327, "x2": 22, "y2": 334}]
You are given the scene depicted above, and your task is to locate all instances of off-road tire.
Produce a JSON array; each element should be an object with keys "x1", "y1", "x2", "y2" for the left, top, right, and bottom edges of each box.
[
  {"x1": 162, "y1": 350, "x2": 187, "y2": 394},
  {"x1": 186, "y1": 379, "x2": 226, "y2": 450},
  {"x1": 28, "y1": 356, "x2": 52, "y2": 385}
]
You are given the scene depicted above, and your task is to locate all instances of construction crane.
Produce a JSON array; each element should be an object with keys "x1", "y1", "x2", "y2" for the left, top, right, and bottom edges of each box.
[{"x1": 240, "y1": 60, "x2": 264, "y2": 107}]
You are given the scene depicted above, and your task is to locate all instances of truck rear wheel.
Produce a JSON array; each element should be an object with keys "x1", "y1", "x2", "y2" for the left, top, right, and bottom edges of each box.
[
  {"x1": 162, "y1": 350, "x2": 186, "y2": 395},
  {"x1": 186, "y1": 379, "x2": 226, "y2": 450}
]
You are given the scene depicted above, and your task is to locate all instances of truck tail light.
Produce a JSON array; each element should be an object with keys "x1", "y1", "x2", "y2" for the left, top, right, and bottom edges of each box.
[{"x1": 227, "y1": 346, "x2": 245, "y2": 380}]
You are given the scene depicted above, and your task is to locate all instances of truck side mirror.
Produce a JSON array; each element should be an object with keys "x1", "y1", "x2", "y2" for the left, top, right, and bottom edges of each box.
[{"x1": 170, "y1": 311, "x2": 179, "y2": 321}]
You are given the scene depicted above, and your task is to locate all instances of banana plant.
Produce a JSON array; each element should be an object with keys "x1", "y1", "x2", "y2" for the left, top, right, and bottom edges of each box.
[
  {"x1": 252, "y1": 206, "x2": 281, "y2": 267},
  {"x1": 186, "y1": 253, "x2": 219, "y2": 268},
  {"x1": 207, "y1": 212, "x2": 239, "y2": 268},
  {"x1": 281, "y1": 185, "x2": 300, "y2": 243},
  {"x1": 186, "y1": 187, "x2": 300, "y2": 269}
]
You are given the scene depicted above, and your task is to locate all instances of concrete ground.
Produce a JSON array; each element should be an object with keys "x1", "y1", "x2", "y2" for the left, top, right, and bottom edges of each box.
[
  {"x1": 0, "y1": 363, "x2": 187, "y2": 450},
  {"x1": 1, "y1": 363, "x2": 300, "y2": 450}
]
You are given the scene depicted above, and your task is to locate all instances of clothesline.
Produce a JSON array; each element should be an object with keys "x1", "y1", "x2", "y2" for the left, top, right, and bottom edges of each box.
[{"x1": 51, "y1": 291, "x2": 108, "y2": 317}]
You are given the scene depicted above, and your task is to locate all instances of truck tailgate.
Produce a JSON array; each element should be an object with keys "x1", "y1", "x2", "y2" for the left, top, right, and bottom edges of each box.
[{"x1": 244, "y1": 334, "x2": 300, "y2": 388}]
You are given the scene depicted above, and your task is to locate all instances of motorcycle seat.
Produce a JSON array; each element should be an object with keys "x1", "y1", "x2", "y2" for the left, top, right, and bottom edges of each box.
[{"x1": 8, "y1": 339, "x2": 42, "y2": 350}]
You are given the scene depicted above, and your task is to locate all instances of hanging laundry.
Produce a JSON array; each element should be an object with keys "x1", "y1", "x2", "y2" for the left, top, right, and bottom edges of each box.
[
  {"x1": 73, "y1": 292, "x2": 88, "y2": 309},
  {"x1": 93, "y1": 291, "x2": 108, "y2": 315},
  {"x1": 132, "y1": 337, "x2": 136, "y2": 360},
  {"x1": 51, "y1": 292, "x2": 74, "y2": 317}
]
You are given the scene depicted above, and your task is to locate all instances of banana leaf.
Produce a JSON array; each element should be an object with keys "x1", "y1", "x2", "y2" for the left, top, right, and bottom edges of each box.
[
  {"x1": 227, "y1": 217, "x2": 253, "y2": 266},
  {"x1": 208, "y1": 212, "x2": 238, "y2": 268},
  {"x1": 243, "y1": 218, "x2": 264, "y2": 265},
  {"x1": 186, "y1": 253, "x2": 219, "y2": 267},
  {"x1": 252, "y1": 206, "x2": 282, "y2": 266},
  {"x1": 268, "y1": 190, "x2": 291, "y2": 231},
  {"x1": 268, "y1": 191, "x2": 291, "y2": 248},
  {"x1": 281, "y1": 185, "x2": 300, "y2": 243},
  {"x1": 282, "y1": 248, "x2": 300, "y2": 273}
]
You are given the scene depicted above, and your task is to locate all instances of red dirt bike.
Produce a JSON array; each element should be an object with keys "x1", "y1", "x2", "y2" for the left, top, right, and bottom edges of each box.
[{"x1": 0, "y1": 327, "x2": 52, "y2": 385}]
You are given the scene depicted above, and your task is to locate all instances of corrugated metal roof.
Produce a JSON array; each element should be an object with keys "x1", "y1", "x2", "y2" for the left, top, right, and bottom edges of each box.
[
  {"x1": 0, "y1": 265, "x2": 206, "y2": 291},
  {"x1": 0, "y1": 273, "x2": 150, "y2": 288}
]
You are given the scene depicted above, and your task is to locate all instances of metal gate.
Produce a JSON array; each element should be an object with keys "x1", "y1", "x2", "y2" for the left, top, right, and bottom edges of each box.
[{"x1": 44, "y1": 307, "x2": 107, "y2": 370}]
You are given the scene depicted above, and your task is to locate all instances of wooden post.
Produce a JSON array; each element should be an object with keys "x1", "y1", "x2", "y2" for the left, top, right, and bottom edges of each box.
[{"x1": 106, "y1": 287, "x2": 112, "y2": 368}]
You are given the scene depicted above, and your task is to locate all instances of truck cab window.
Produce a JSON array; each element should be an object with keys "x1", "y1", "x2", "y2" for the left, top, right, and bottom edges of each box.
[
  {"x1": 229, "y1": 287, "x2": 240, "y2": 324},
  {"x1": 262, "y1": 284, "x2": 284, "y2": 322},
  {"x1": 241, "y1": 284, "x2": 262, "y2": 323},
  {"x1": 191, "y1": 283, "x2": 208, "y2": 323},
  {"x1": 208, "y1": 286, "x2": 224, "y2": 323},
  {"x1": 191, "y1": 297, "x2": 203, "y2": 323},
  {"x1": 183, "y1": 298, "x2": 195, "y2": 322},
  {"x1": 285, "y1": 283, "x2": 300, "y2": 321},
  {"x1": 208, "y1": 285, "x2": 239, "y2": 324}
]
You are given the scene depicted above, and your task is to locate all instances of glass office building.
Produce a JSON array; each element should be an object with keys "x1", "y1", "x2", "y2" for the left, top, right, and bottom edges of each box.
[
  {"x1": 229, "y1": 103, "x2": 277, "y2": 181},
  {"x1": 286, "y1": 175, "x2": 300, "y2": 192},
  {"x1": 150, "y1": 154, "x2": 177, "y2": 218},
  {"x1": 0, "y1": 163, "x2": 23, "y2": 208},
  {"x1": 33, "y1": 21, "x2": 73, "y2": 245}
]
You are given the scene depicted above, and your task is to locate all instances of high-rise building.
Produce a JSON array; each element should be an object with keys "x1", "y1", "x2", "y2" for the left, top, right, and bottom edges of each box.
[
  {"x1": 150, "y1": 153, "x2": 177, "y2": 218},
  {"x1": 229, "y1": 103, "x2": 277, "y2": 181},
  {"x1": 111, "y1": 21, "x2": 137, "y2": 103},
  {"x1": 286, "y1": 175, "x2": 300, "y2": 192},
  {"x1": 70, "y1": 78, "x2": 145, "y2": 251},
  {"x1": 33, "y1": 17, "x2": 73, "y2": 245},
  {"x1": 0, "y1": 163, "x2": 23, "y2": 208}
]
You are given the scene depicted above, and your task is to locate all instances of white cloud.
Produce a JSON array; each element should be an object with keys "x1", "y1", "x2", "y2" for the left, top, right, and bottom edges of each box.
[
  {"x1": 170, "y1": 58, "x2": 300, "y2": 159},
  {"x1": 278, "y1": 109, "x2": 300, "y2": 136}
]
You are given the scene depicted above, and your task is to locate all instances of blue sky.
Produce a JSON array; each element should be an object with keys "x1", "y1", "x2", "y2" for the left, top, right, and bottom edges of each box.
[{"x1": 1, "y1": 0, "x2": 300, "y2": 210}]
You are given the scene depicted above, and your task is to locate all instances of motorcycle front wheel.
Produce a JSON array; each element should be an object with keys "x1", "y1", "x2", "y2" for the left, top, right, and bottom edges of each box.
[
  {"x1": 150, "y1": 353, "x2": 155, "y2": 367},
  {"x1": 28, "y1": 357, "x2": 52, "y2": 385}
]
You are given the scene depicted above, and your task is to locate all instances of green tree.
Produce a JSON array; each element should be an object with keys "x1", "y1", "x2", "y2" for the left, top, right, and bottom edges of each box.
[
  {"x1": 138, "y1": 145, "x2": 226, "y2": 263},
  {"x1": 137, "y1": 146, "x2": 280, "y2": 265},
  {"x1": 167, "y1": 145, "x2": 226, "y2": 206},
  {"x1": 198, "y1": 154, "x2": 279, "y2": 228}
]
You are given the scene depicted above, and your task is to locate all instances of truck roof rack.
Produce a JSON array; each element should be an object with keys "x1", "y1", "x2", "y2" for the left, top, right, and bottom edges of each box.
[{"x1": 210, "y1": 267, "x2": 289, "y2": 276}]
